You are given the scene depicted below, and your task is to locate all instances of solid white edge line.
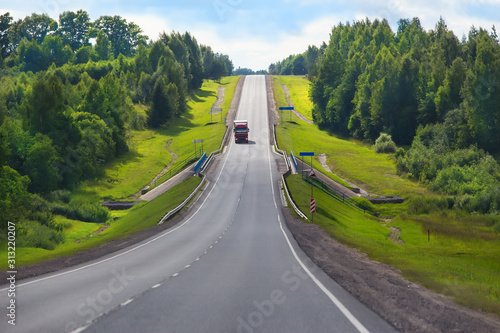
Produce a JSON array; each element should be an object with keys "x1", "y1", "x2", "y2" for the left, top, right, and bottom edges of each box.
[
  {"x1": 5, "y1": 139, "x2": 236, "y2": 291},
  {"x1": 266, "y1": 140, "x2": 369, "y2": 333}
]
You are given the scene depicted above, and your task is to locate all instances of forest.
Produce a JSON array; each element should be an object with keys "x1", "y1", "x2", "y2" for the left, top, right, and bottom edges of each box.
[
  {"x1": 0, "y1": 10, "x2": 233, "y2": 247},
  {"x1": 270, "y1": 18, "x2": 500, "y2": 219}
]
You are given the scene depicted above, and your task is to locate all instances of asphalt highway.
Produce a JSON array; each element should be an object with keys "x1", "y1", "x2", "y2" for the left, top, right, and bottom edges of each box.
[{"x1": 1, "y1": 75, "x2": 396, "y2": 333}]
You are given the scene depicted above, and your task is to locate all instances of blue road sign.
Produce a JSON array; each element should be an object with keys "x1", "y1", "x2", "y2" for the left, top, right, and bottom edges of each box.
[
  {"x1": 279, "y1": 107, "x2": 294, "y2": 110},
  {"x1": 300, "y1": 152, "x2": 315, "y2": 157}
]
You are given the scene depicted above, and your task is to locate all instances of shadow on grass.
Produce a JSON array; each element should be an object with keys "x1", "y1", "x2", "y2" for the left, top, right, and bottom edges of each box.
[
  {"x1": 190, "y1": 88, "x2": 216, "y2": 103},
  {"x1": 316, "y1": 206, "x2": 347, "y2": 228},
  {"x1": 154, "y1": 116, "x2": 197, "y2": 138}
]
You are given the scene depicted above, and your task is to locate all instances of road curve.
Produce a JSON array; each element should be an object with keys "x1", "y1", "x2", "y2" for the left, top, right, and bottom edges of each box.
[{"x1": 1, "y1": 75, "x2": 396, "y2": 333}]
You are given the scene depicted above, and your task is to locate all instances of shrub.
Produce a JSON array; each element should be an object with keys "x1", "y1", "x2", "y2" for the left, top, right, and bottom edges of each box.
[
  {"x1": 374, "y1": 133, "x2": 397, "y2": 153},
  {"x1": 408, "y1": 196, "x2": 452, "y2": 215},
  {"x1": 467, "y1": 186, "x2": 500, "y2": 214},
  {"x1": 17, "y1": 221, "x2": 65, "y2": 250},
  {"x1": 46, "y1": 189, "x2": 72, "y2": 203},
  {"x1": 494, "y1": 221, "x2": 500, "y2": 234},
  {"x1": 51, "y1": 200, "x2": 110, "y2": 223}
]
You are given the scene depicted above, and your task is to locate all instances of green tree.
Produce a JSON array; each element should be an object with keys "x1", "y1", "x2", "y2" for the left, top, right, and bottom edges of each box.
[
  {"x1": 91, "y1": 15, "x2": 147, "y2": 57},
  {"x1": 148, "y1": 76, "x2": 169, "y2": 128},
  {"x1": 58, "y1": 10, "x2": 90, "y2": 51},
  {"x1": 41, "y1": 35, "x2": 72, "y2": 67},
  {"x1": 462, "y1": 29, "x2": 500, "y2": 153},
  {"x1": 18, "y1": 38, "x2": 49, "y2": 72},
  {"x1": 21, "y1": 134, "x2": 59, "y2": 193},
  {"x1": 26, "y1": 74, "x2": 64, "y2": 134},
  {"x1": 8, "y1": 13, "x2": 57, "y2": 49},
  {"x1": 183, "y1": 32, "x2": 204, "y2": 90},
  {"x1": 0, "y1": 12, "x2": 12, "y2": 58},
  {"x1": 0, "y1": 165, "x2": 30, "y2": 230},
  {"x1": 148, "y1": 40, "x2": 171, "y2": 72},
  {"x1": 95, "y1": 30, "x2": 113, "y2": 61},
  {"x1": 74, "y1": 45, "x2": 96, "y2": 64},
  {"x1": 72, "y1": 112, "x2": 115, "y2": 177},
  {"x1": 292, "y1": 54, "x2": 307, "y2": 75}
]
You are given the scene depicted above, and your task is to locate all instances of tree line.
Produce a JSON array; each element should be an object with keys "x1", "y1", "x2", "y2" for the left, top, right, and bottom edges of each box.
[
  {"x1": 272, "y1": 17, "x2": 500, "y2": 215},
  {"x1": 0, "y1": 10, "x2": 233, "y2": 243}
]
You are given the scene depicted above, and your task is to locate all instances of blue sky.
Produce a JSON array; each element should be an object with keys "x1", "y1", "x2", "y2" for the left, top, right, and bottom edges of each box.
[{"x1": 1, "y1": 0, "x2": 499, "y2": 70}]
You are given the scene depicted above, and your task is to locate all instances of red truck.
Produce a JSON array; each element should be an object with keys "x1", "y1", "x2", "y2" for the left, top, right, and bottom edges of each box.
[{"x1": 233, "y1": 120, "x2": 250, "y2": 143}]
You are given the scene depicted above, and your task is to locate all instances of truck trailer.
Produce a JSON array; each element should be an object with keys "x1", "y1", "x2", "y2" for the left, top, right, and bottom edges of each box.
[{"x1": 233, "y1": 120, "x2": 250, "y2": 143}]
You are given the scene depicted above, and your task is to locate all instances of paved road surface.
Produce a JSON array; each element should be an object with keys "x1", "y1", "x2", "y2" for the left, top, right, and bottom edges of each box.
[{"x1": 1, "y1": 76, "x2": 396, "y2": 333}]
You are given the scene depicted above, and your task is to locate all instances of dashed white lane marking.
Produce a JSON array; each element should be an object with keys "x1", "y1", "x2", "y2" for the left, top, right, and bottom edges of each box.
[
  {"x1": 172, "y1": 273, "x2": 179, "y2": 277},
  {"x1": 70, "y1": 326, "x2": 89, "y2": 333},
  {"x1": 151, "y1": 283, "x2": 161, "y2": 289},
  {"x1": 121, "y1": 299, "x2": 134, "y2": 307}
]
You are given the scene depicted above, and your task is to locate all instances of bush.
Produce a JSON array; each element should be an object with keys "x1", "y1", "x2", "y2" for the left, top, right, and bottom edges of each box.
[
  {"x1": 17, "y1": 221, "x2": 65, "y2": 250},
  {"x1": 374, "y1": 133, "x2": 397, "y2": 153},
  {"x1": 467, "y1": 186, "x2": 500, "y2": 214},
  {"x1": 408, "y1": 196, "x2": 452, "y2": 215},
  {"x1": 494, "y1": 221, "x2": 500, "y2": 234},
  {"x1": 127, "y1": 105, "x2": 148, "y2": 130},
  {"x1": 46, "y1": 189, "x2": 72, "y2": 203},
  {"x1": 51, "y1": 200, "x2": 110, "y2": 223}
]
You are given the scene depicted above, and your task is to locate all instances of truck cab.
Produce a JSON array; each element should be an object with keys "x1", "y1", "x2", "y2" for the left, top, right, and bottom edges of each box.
[{"x1": 233, "y1": 120, "x2": 249, "y2": 143}]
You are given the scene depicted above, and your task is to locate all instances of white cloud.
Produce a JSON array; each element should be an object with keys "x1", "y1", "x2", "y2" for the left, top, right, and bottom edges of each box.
[
  {"x1": 3, "y1": 0, "x2": 498, "y2": 71},
  {"x1": 188, "y1": 14, "x2": 338, "y2": 71},
  {"x1": 119, "y1": 13, "x2": 171, "y2": 41}
]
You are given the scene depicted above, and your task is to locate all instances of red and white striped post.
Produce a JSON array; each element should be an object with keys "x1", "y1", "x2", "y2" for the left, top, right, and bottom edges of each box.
[{"x1": 310, "y1": 198, "x2": 316, "y2": 222}]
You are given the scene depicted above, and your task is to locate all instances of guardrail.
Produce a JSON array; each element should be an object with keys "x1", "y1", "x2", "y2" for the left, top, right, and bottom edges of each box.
[
  {"x1": 158, "y1": 178, "x2": 206, "y2": 224},
  {"x1": 301, "y1": 172, "x2": 366, "y2": 213}
]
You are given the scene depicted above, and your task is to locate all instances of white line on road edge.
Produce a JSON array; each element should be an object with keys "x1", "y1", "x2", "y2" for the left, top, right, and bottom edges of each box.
[
  {"x1": 266, "y1": 144, "x2": 369, "y2": 333},
  {"x1": 4, "y1": 140, "x2": 236, "y2": 291}
]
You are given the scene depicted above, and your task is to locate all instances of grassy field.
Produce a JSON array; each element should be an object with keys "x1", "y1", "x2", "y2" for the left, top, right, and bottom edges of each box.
[
  {"x1": 272, "y1": 76, "x2": 314, "y2": 121},
  {"x1": 74, "y1": 76, "x2": 239, "y2": 203},
  {"x1": 276, "y1": 75, "x2": 500, "y2": 315}
]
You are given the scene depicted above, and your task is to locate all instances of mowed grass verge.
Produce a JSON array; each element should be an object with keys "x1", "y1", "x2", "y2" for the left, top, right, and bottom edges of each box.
[
  {"x1": 272, "y1": 75, "x2": 314, "y2": 121},
  {"x1": 13, "y1": 177, "x2": 201, "y2": 268},
  {"x1": 286, "y1": 175, "x2": 500, "y2": 315}
]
